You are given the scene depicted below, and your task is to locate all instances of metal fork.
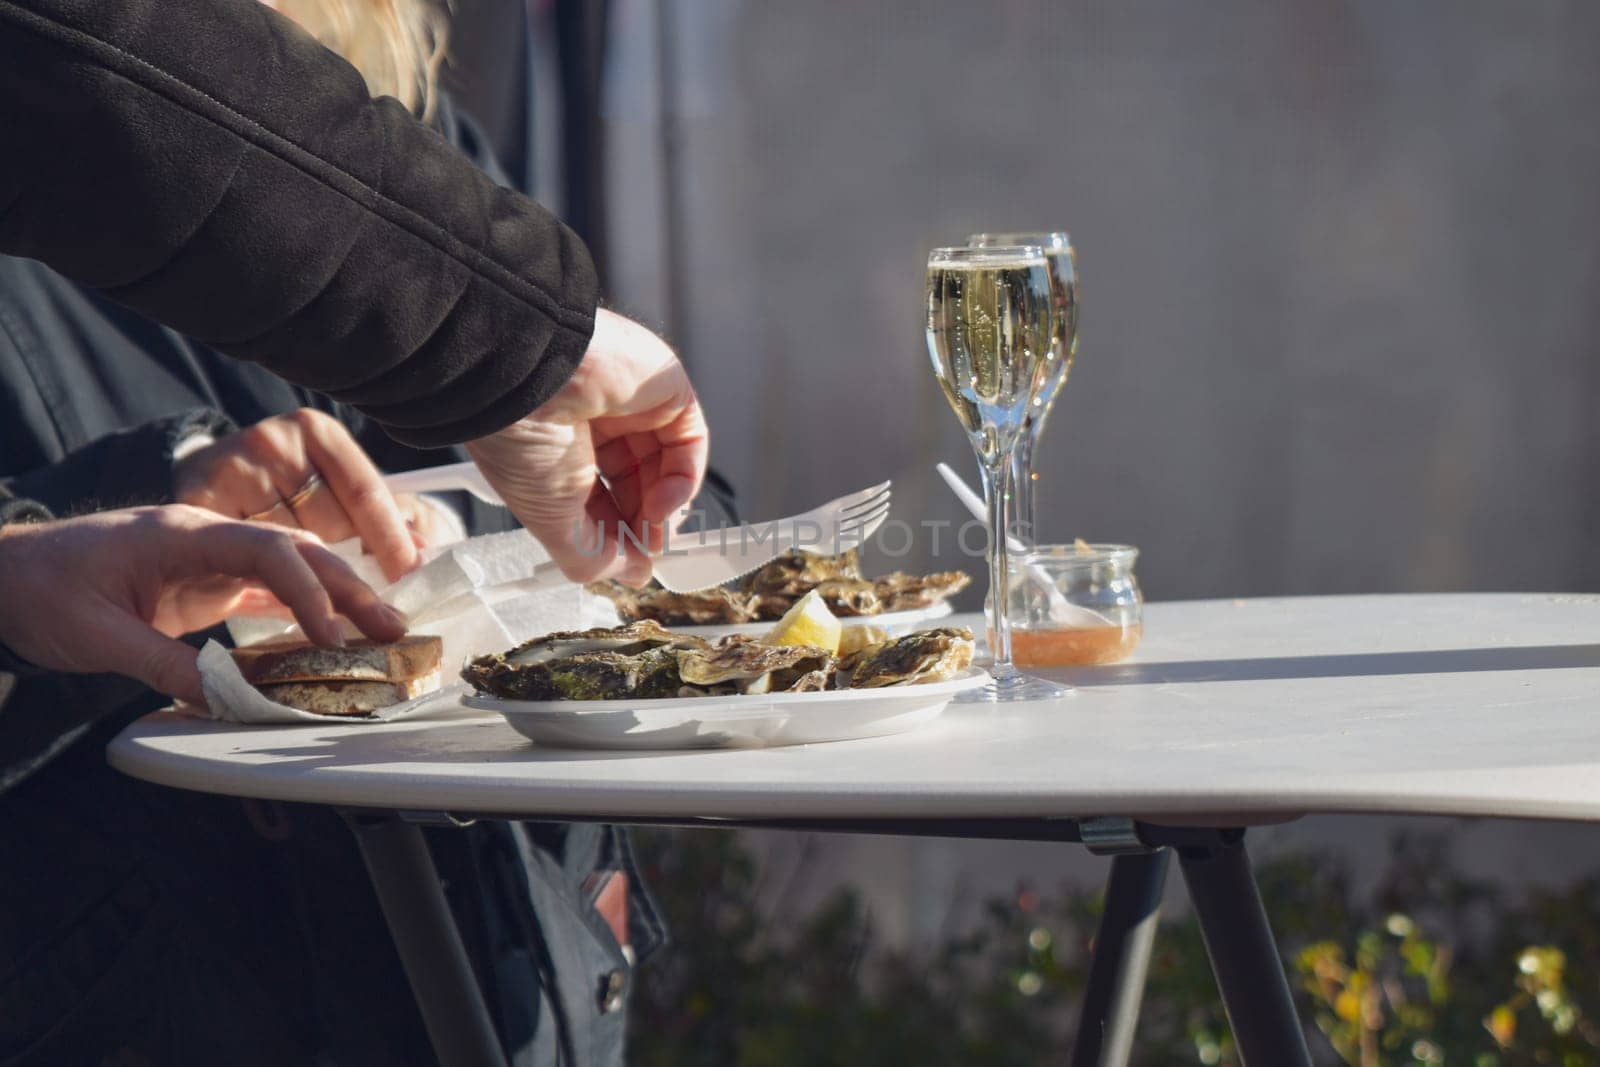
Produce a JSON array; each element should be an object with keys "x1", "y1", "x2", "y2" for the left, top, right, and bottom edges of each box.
[
  {"x1": 383, "y1": 464, "x2": 892, "y2": 587},
  {"x1": 391, "y1": 468, "x2": 892, "y2": 594},
  {"x1": 650, "y1": 480, "x2": 893, "y2": 592}
]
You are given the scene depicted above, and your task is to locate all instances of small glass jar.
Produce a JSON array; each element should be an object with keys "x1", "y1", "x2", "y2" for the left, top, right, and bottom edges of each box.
[{"x1": 1003, "y1": 544, "x2": 1143, "y2": 667}]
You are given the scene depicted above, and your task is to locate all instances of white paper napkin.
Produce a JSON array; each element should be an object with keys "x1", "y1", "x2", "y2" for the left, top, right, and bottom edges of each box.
[
  {"x1": 188, "y1": 640, "x2": 466, "y2": 723},
  {"x1": 201, "y1": 529, "x2": 618, "y2": 724}
]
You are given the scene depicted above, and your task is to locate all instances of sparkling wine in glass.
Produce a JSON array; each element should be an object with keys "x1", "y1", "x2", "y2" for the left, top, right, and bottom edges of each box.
[
  {"x1": 967, "y1": 231, "x2": 1077, "y2": 544},
  {"x1": 926, "y1": 245, "x2": 1070, "y2": 702}
]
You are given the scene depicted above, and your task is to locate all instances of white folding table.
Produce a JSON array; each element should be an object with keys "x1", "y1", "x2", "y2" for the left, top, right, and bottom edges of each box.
[{"x1": 109, "y1": 594, "x2": 1600, "y2": 1066}]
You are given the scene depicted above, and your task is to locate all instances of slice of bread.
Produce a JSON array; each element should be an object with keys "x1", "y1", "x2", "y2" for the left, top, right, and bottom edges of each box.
[
  {"x1": 258, "y1": 669, "x2": 442, "y2": 717},
  {"x1": 232, "y1": 635, "x2": 442, "y2": 685}
]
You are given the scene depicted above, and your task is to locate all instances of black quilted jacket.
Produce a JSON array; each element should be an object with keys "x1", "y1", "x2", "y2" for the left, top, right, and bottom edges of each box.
[{"x1": 0, "y1": 0, "x2": 598, "y2": 447}]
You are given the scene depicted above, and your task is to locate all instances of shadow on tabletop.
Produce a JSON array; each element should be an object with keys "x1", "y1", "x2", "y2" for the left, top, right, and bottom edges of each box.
[
  {"x1": 195, "y1": 720, "x2": 691, "y2": 767},
  {"x1": 1052, "y1": 643, "x2": 1600, "y2": 687}
]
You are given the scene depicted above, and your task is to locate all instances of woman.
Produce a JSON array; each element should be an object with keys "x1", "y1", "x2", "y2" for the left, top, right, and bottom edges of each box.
[
  {"x1": 0, "y1": 2, "x2": 693, "y2": 1063},
  {"x1": 1, "y1": 0, "x2": 709, "y2": 589}
]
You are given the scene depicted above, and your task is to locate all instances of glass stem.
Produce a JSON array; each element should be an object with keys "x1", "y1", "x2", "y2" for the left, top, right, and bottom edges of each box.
[
  {"x1": 980, "y1": 454, "x2": 1014, "y2": 675},
  {"x1": 1010, "y1": 430, "x2": 1038, "y2": 544}
]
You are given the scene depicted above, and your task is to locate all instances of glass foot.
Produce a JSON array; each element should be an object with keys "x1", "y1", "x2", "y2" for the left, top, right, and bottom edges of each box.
[{"x1": 956, "y1": 668, "x2": 1072, "y2": 703}]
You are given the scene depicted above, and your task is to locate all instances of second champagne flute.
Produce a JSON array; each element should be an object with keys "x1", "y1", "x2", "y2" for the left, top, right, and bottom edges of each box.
[
  {"x1": 925, "y1": 245, "x2": 1070, "y2": 702},
  {"x1": 967, "y1": 231, "x2": 1078, "y2": 544}
]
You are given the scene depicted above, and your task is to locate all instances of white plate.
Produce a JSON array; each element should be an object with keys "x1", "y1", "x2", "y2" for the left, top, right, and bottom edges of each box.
[
  {"x1": 463, "y1": 667, "x2": 987, "y2": 750},
  {"x1": 669, "y1": 600, "x2": 956, "y2": 641}
]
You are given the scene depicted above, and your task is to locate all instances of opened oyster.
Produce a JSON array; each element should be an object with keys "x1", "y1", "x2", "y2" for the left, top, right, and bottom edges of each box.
[
  {"x1": 872, "y1": 571, "x2": 971, "y2": 613},
  {"x1": 591, "y1": 550, "x2": 970, "y2": 626},
  {"x1": 837, "y1": 627, "x2": 976, "y2": 689},
  {"x1": 461, "y1": 620, "x2": 706, "y2": 699},
  {"x1": 465, "y1": 647, "x2": 685, "y2": 701},
  {"x1": 757, "y1": 577, "x2": 883, "y2": 619},
  {"x1": 740, "y1": 549, "x2": 865, "y2": 597},
  {"x1": 587, "y1": 582, "x2": 762, "y2": 626},
  {"x1": 676, "y1": 637, "x2": 834, "y2": 696},
  {"x1": 498, "y1": 620, "x2": 697, "y2": 665},
  {"x1": 463, "y1": 623, "x2": 975, "y2": 701}
]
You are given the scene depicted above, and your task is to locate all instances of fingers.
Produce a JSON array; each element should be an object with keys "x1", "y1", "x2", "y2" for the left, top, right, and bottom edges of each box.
[
  {"x1": 470, "y1": 313, "x2": 709, "y2": 588},
  {"x1": 179, "y1": 520, "x2": 402, "y2": 646},
  {"x1": 277, "y1": 474, "x2": 354, "y2": 541},
  {"x1": 0, "y1": 507, "x2": 405, "y2": 708},
  {"x1": 643, "y1": 395, "x2": 710, "y2": 522},
  {"x1": 535, "y1": 480, "x2": 630, "y2": 585},
  {"x1": 595, "y1": 442, "x2": 658, "y2": 552},
  {"x1": 87, "y1": 613, "x2": 206, "y2": 704},
  {"x1": 181, "y1": 451, "x2": 284, "y2": 521},
  {"x1": 294, "y1": 540, "x2": 408, "y2": 643},
  {"x1": 228, "y1": 585, "x2": 298, "y2": 619},
  {"x1": 186, "y1": 523, "x2": 345, "y2": 646},
  {"x1": 182, "y1": 411, "x2": 418, "y2": 581},
  {"x1": 290, "y1": 410, "x2": 419, "y2": 582},
  {"x1": 590, "y1": 387, "x2": 710, "y2": 554},
  {"x1": 467, "y1": 421, "x2": 622, "y2": 584},
  {"x1": 586, "y1": 482, "x2": 657, "y2": 586}
]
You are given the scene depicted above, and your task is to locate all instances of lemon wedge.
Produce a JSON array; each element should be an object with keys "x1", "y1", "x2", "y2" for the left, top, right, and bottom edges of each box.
[{"x1": 765, "y1": 589, "x2": 842, "y2": 654}]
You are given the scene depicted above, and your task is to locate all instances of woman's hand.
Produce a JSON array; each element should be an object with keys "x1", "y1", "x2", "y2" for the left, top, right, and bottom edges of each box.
[
  {"x1": 174, "y1": 409, "x2": 420, "y2": 581},
  {"x1": 466, "y1": 309, "x2": 709, "y2": 586},
  {"x1": 0, "y1": 506, "x2": 407, "y2": 705}
]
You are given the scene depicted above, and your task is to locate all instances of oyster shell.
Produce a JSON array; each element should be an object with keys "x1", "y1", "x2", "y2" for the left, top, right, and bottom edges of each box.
[
  {"x1": 740, "y1": 550, "x2": 863, "y2": 597},
  {"x1": 461, "y1": 620, "x2": 705, "y2": 698},
  {"x1": 813, "y1": 579, "x2": 885, "y2": 617},
  {"x1": 754, "y1": 580, "x2": 881, "y2": 619},
  {"x1": 748, "y1": 559, "x2": 970, "y2": 619},
  {"x1": 676, "y1": 637, "x2": 835, "y2": 694},
  {"x1": 463, "y1": 623, "x2": 969, "y2": 702},
  {"x1": 589, "y1": 581, "x2": 762, "y2": 626},
  {"x1": 785, "y1": 669, "x2": 832, "y2": 693},
  {"x1": 840, "y1": 627, "x2": 975, "y2": 689},
  {"x1": 498, "y1": 619, "x2": 701, "y2": 666},
  {"x1": 873, "y1": 571, "x2": 972, "y2": 612},
  {"x1": 464, "y1": 646, "x2": 683, "y2": 701},
  {"x1": 837, "y1": 624, "x2": 890, "y2": 656},
  {"x1": 586, "y1": 550, "x2": 970, "y2": 625}
]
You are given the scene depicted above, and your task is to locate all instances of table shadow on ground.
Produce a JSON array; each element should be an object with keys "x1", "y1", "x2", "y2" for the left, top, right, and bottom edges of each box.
[{"x1": 1051, "y1": 644, "x2": 1600, "y2": 687}]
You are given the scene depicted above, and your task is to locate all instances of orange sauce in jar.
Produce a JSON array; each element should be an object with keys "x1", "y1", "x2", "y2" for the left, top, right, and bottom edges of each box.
[{"x1": 1007, "y1": 624, "x2": 1143, "y2": 667}]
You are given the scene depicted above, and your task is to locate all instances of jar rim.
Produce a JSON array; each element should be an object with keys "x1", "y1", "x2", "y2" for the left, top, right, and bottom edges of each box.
[{"x1": 1020, "y1": 543, "x2": 1139, "y2": 567}]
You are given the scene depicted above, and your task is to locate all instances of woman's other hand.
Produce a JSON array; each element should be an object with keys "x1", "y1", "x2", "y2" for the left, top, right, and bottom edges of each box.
[
  {"x1": 466, "y1": 309, "x2": 709, "y2": 586},
  {"x1": 0, "y1": 506, "x2": 406, "y2": 705},
  {"x1": 174, "y1": 409, "x2": 420, "y2": 581}
]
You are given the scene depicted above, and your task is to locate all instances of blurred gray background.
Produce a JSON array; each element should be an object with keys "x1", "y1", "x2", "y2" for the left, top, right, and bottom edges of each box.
[
  {"x1": 605, "y1": 0, "x2": 1600, "y2": 602},
  {"x1": 462, "y1": 0, "x2": 1600, "y2": 946}
]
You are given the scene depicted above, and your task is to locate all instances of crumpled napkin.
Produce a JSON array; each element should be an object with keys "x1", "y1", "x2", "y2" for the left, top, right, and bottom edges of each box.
[
  {"x1": 195, "y1": 529, "x2": 618, "y2": 723},
  {"x1": 191, "y1": 639, "x2": 466, "y2": 723}
]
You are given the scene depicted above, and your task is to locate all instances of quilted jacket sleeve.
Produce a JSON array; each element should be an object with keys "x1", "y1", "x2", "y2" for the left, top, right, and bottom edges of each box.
[{"x1": 0, "y1": 0, "x2": 598, "y2": 447}]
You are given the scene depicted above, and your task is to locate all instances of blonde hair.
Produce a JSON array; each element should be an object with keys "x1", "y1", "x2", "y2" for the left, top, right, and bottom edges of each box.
[{"x1": 273, "y1": 0, "x2": 449, "y2": 122}]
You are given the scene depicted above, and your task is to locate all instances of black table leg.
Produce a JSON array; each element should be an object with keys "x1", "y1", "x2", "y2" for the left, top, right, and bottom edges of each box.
[
  {"x1": 343, "y1": 811, "x2": 508, "y2": 1067},
  {"x1": 1069, "y1": 850, "x2": 1169, "y2": 1067},
  {"x1": 1177, "y1": 833, "x2": 1311, "y2": 1067}
]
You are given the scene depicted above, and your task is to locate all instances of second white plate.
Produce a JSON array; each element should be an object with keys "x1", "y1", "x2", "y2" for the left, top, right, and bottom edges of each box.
[
  {"x1": 463, "y1": 667, "x2": 986, "y2": 750},
  {"x1": 668, "y1": 600, "x2": 956, "y2": 641}
]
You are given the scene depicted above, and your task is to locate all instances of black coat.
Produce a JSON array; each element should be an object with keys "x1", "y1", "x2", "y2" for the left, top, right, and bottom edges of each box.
[
  {"x1": 0, "y1": 94, "x2": 521, "y2": 794},
  {"x1": 0, "y1": 81, "x2": 656, "y2": 1067},
  {"x1": 1, "y1": 0, "x2": 597, "y2": 448}
]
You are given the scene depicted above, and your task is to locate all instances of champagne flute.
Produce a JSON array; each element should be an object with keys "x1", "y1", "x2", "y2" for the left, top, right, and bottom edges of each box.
[
  {"x1": 967, "y1": 232, "x2": 1077, "y2": 543},
  {"x1": 926, "y1": 246, "x2": 1070, "y2": 702}
]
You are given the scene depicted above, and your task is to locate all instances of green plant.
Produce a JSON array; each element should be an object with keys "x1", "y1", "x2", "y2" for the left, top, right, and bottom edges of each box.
[{"x1": 627, "y1": 829, "x2": 1600, "y2": 1065}]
